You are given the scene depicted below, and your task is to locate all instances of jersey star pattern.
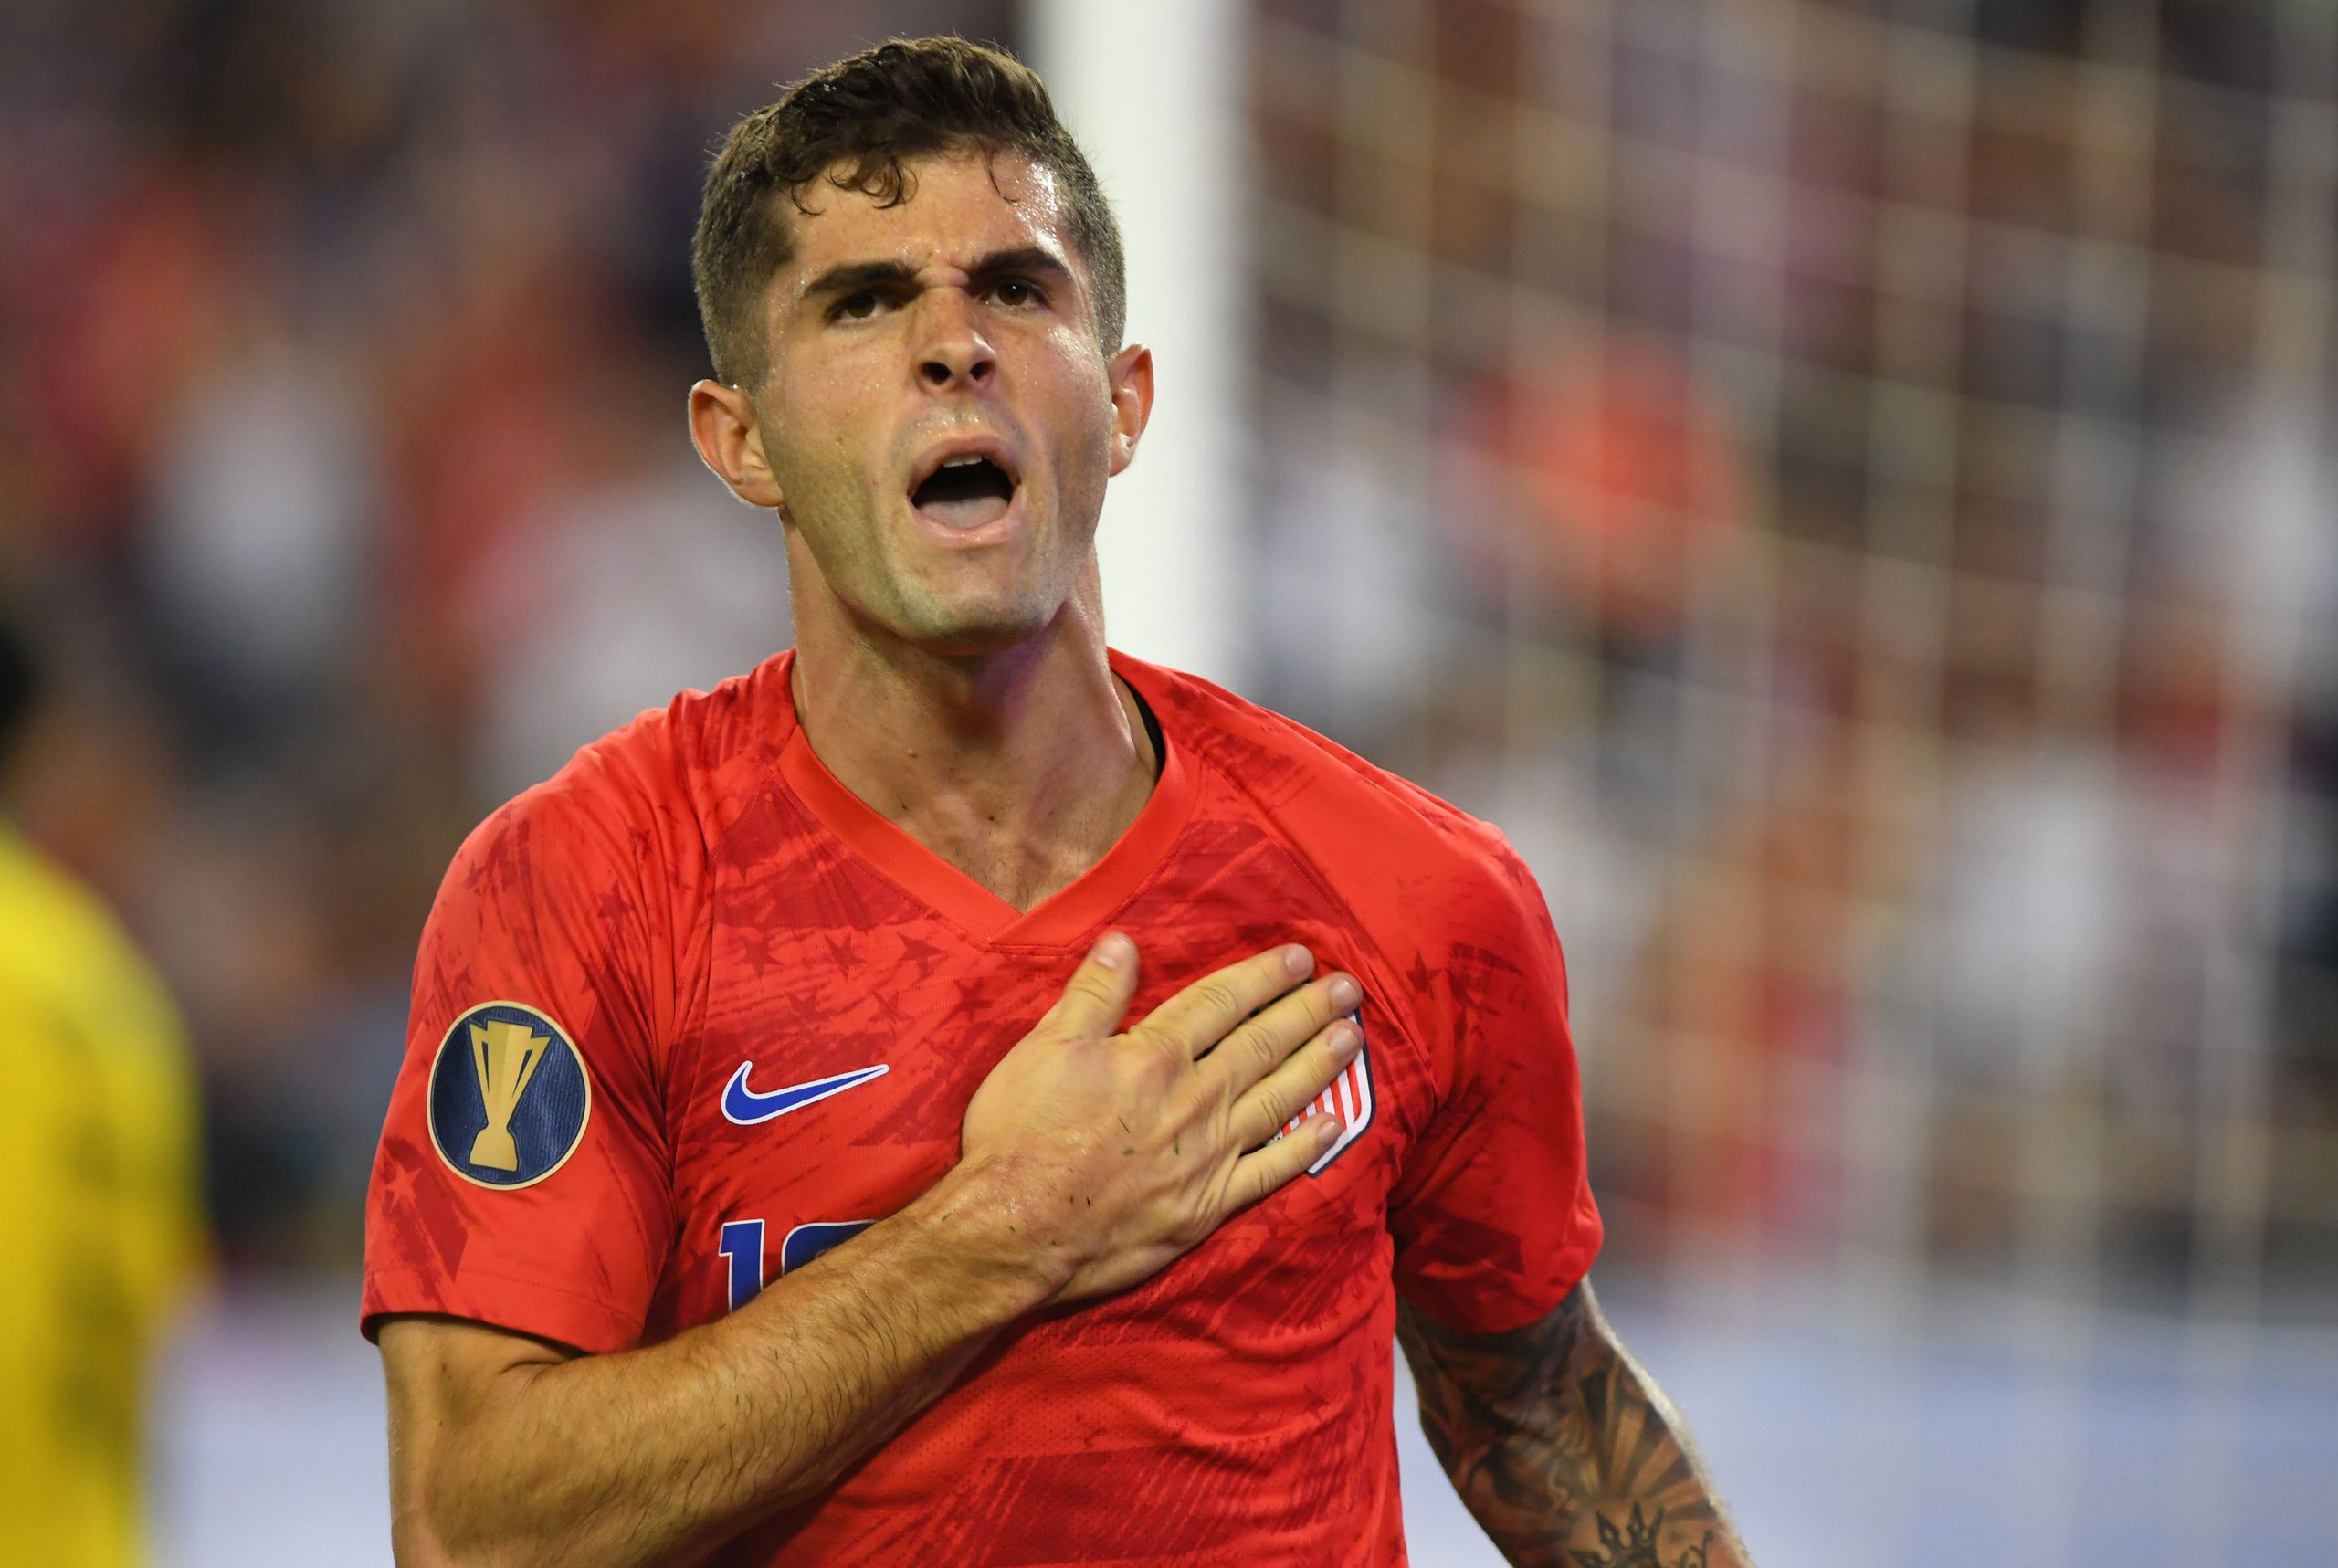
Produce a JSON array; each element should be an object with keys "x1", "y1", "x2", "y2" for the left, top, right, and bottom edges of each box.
[{"x1": 363, "y1": 650, "x2": 1602, "y2": 1566}]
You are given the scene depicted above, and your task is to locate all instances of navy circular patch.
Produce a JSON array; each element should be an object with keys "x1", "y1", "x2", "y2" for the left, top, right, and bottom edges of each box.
[{"x1": 426, "y1": 1002, "x2": 592, "y2": 1189}]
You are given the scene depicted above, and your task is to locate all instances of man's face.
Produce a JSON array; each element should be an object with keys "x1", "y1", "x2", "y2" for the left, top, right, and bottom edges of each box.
[{"x1": 740, "y1": 149, "x2": 1144, "y2": 656}]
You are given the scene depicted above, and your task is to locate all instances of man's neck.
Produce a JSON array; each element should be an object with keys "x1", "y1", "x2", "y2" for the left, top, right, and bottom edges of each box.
[{"x1": 787, "y1": 605, "x2": 1159, "y2": 916}]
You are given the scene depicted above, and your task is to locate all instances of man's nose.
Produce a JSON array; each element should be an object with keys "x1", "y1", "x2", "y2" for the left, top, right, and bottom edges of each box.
[{"x1": 914, "y1": 292, "x2": 996, "y2": 391}]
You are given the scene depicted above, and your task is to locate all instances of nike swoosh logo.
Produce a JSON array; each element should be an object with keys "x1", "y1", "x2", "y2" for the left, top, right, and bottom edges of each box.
[{"x1": 721, "y1": 1061, "x2": 890, "y2": 1126}]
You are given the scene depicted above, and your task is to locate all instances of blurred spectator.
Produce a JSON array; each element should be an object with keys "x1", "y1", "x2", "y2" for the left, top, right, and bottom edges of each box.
[{"x1": 0, "y1": 610, "x2": 204, "y2": 1567}]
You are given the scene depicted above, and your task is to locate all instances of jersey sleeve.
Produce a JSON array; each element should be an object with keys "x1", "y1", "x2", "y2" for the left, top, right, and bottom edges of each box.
[
  {"x1": 1387, "y1": 836, "x2": 1603, "y2": 1334},
  {"x1": 362, "y1": 742, "x2": 688, "y2": 1354}
]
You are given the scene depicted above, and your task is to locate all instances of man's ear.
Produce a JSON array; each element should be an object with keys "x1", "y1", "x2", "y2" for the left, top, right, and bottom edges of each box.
[
  {"x1": 1104, "y1": 342, "x2": 1153, "y2": 478},
  {"x1": 689, "y1": 380, "x2": 785, "y2": 508}
]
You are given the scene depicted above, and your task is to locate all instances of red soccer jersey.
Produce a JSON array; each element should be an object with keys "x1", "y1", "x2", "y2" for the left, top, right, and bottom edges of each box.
[{"x1": 363, "y1": 649, "x2": 1602, "y2": 1566}]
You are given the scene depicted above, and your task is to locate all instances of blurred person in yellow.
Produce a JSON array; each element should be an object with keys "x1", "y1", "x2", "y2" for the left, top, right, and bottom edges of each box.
[{"x1": 0, "y1": 611, "x2": 205, "y2": 1566}]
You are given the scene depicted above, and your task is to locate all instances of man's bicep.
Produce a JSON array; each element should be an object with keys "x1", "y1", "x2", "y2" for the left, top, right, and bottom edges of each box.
[
  {"x1": 382, "y1": 1313, "x2": 582, "y2": 1388},
  {"x1": 380, "y1": 1315, "x2": 580, "y2": 1567},
  {"x1": 380, "y1": 1315, "x2": 580, "y2": 1464},
  {"x1": 1396, "y1": 1279, "x2": 1596, "y2": 1436}
]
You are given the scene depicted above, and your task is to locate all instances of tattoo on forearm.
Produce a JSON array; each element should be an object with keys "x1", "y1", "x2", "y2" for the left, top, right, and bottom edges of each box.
[{"x1": 1396, "y1": 1286, "x2": 1743, "y2": 1568}]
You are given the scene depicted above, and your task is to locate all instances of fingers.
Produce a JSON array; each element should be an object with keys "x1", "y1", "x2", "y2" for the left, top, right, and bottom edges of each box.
[
  {"x1": 1199, "y1": 969, "x2": 1361, "y2": 1093},
  {"x1": 1137, "y1": 945, "x2": 1317, "y2": 1060},
  {"x1": 1227, "y1": 1014, "x2": 1364, "y2": 1151},
  {"x1": 1038, "y1": 931, "x2": 1143, "y2": 1042},
  {"x1": 1224, "y1": 1110, "x2": 1344, "y2": 1211}
]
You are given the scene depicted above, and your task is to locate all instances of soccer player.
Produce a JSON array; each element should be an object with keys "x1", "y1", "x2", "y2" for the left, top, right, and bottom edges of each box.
[
  {"x1": 364, "y1": 37, "x2": 1749, "y2": 1568},
  {"x1": 0, "y1": 616, "x2": 205, "y2": 1568}
]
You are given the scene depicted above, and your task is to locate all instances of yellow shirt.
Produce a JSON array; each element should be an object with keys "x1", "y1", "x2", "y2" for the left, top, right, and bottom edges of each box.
[{"x1": 0, "y1": 825, "x2": 202, "y2": 1568}]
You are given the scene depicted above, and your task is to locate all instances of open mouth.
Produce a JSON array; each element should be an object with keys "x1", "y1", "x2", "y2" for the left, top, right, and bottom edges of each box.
[{"x1": 911, "y1": 454, "x2": 1017, "y2": 531}]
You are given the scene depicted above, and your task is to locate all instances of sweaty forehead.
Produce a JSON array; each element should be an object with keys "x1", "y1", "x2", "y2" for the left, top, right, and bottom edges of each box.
[{"x1": 785, "y1": 150, "x2": 1073, "y2": 285}]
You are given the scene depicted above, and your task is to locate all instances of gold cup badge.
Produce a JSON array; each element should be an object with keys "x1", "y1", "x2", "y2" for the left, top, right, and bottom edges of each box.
[
  {"x1": 468, "y1": 1016, "x2": 551, "y2": 1172},
  {"x1": 427, "y1": 1002, "x2": 589, "y2": 1188}
]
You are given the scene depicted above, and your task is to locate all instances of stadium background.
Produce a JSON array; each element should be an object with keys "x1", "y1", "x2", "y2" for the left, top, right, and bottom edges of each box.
[{"x1": 3, "y1": 0, "x2": 2334, "y2": 1563}]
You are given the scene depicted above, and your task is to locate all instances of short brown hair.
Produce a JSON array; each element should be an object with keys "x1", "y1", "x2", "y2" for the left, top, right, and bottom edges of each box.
[{"x1": 691, "y1": 37, "x2": 1126, "y2": 388}]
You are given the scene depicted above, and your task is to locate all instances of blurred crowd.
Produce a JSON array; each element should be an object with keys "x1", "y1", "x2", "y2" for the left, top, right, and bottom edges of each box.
[
  {"x1": 1247, "y1": 0, "x2": 2338, "y2": 1305},
  {"x1": 0, "y1": 0, "x2": 1010, "y2": 1268}
]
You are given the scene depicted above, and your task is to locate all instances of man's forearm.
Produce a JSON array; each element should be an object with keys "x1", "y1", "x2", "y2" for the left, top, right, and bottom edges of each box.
[
  {"x1": 1396, "y1": 1287, "x2": 1751, "y2": 1568},
  {"x1": 390, "y1": 1162, "x2": 1058, "y2": 1568}
]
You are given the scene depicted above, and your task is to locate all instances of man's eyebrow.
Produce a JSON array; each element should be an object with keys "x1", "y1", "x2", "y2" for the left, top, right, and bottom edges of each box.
[
  {"x1": 964, "y1": 246, "x2": 1075, "y2": 286},
  {"x1": 796, "y1": 247, "x2": 1077, "y2": 310},
  {"x1": 797, "y1": 258, "x2": 920, "y2": 308}
]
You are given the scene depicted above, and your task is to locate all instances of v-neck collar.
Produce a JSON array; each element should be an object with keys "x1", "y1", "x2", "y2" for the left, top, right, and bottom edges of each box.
[{"x1": 774, "y1": 648, "x2": 1199, "y2": 948}]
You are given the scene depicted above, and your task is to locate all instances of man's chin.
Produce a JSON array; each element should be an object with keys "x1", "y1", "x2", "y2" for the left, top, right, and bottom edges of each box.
[{"x1": 887, "y1": 595, "x2": 1063, "y2": 660}]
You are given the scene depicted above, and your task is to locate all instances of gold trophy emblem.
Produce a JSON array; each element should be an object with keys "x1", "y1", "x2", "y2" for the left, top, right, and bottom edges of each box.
[{"x1": 469, "y1": 1017, "x2": 551, "y2": 1171}]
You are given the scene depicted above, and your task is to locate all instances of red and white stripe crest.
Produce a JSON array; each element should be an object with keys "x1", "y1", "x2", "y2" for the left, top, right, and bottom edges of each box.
[{"x1": 1279, "y1": 1023, "x2": 1374, "y2": 1176}]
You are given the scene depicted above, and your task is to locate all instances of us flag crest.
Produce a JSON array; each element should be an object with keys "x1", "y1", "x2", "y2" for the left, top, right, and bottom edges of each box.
[{"x1": 1277, "y1": 1016, "x2": 1374, "y2": 1175}]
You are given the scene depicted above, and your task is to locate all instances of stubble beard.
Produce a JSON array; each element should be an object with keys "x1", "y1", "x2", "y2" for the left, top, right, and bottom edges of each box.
[{"x1": 784, "y1": 476, "x2": 1094, "y2": 662}]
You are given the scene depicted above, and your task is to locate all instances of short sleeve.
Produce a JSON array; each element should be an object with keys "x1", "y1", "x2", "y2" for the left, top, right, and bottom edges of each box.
[
  {"x1": 1387, "y1": 837, "x2": 1603, "y2": 1334},
  {"x1": 362, "y1": 748, "x2": 684, "y2": 1354}
]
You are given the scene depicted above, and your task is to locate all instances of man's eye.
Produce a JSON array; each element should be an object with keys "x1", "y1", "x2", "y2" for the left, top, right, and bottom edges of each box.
[
  {"x1": 991, "y1": 279, "x2": 1039, "y2": 307},
  {"x1": 837, "y1": 291, "x2": 881, "y2": 320}
]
